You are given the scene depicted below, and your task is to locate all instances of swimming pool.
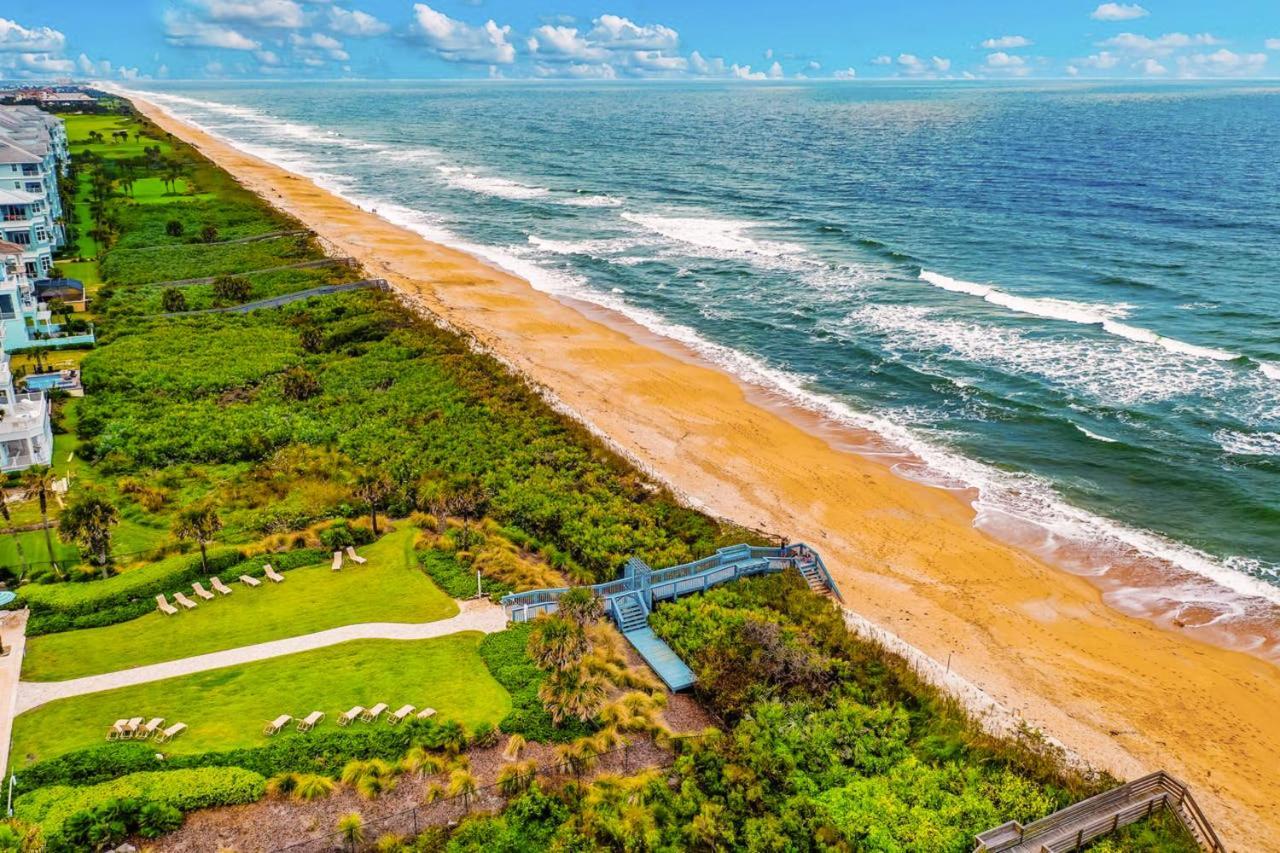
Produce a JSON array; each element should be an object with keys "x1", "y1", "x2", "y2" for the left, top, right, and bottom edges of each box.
[{"x1": 23, "y1": 373, "x2": 74, "y2": 391}]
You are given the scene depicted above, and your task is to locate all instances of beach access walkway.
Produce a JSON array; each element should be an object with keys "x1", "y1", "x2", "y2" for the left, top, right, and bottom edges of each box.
[
  {"x1": 157, "y1": 278, "x2": 389, "y2": 317},
  {"x1": 501, "y1": 543, "x2": 840, "y2": 692},
  {"x1": 12, "y1": 598, "x2": 504, "y2": 716}
]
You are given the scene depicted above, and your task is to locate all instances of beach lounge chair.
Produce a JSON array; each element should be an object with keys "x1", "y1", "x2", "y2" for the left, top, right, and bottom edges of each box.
[
  {"x1": 415, "y1": 708, "x2": 437, "y2": 720},
  {"x1": 297, "y1": 711, "x2": 325, "y2": 732},
  {"x1": 345, "y1": 546, "x2": 367, "y2": 565},
  {"x1": 263, "y1": 564, "x2": 285, "y2": 583},
  {"x1": 122, "y1": 717, "x2": 144, "y2": 738},
  {"x1": 337, "y1": 706, "x2": 364, "y2": 727},
  {"x1": 263, "y1": 714, "x2": 292, "y2": 736},
  {"x1": 211, "y1": 577, "x2": 233, "y2": 595},
  {"x1": 137, "y1": 717, "x2": 165, "y2": 739},
  {"x1": 387, "y1": 705, "x2": 415, "y2": 725},
  {"x1": 106, "y1": 719, "x2": 130, "y2": 740},
  {"x1": 240, "y1": 574, "x2": 261, "y2": 587},
  {"x1": 192, "y1": 582, "x2": 215, "y2": 601},
  {"x1": 359, "y1": 703, "x2": 387, "y2": 723},
  {"x1": 331, "y1": 550, "x2": 344, "y2": 571},
  {"x1": 156, "y1": 594, "x2": 178, "y2": 616},
  {"x1": 155, "y1": 722, "x2": 186, "y2": 744},
  {"x1": 173, "y1": 592, "x2": 198, "y2": 610}
]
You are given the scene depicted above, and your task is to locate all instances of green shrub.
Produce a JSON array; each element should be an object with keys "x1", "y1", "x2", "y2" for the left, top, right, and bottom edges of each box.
[
  {"x1": 477, "y1": 625, "x2": 591, "y2": 743},
  {"x1": 419, "y1": 550, "x2": 513, "y2": 601}
]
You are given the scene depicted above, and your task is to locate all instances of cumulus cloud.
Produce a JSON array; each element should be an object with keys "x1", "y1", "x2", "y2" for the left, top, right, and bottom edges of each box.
[
  {"x1": 164, "y1": 11, "x2": 260, "y2": 50},
  {"x1": 197, "y1": 0, "x2": 305, "y2": 29},
  {"x1": 290, "y1": 31, "x2": 348, "y2": 62},
  {"x1": 731, "y1": 63, "x2": 766, "y2": 80},
  {"x1": 1101, "y1": 32, "x2": 1222, "y2": 54},
  {"x1": 17, "y1": 53, "x2": 74, "y2": 73},
  {"x1": 1177, "y1": 49, "x2": 1267, "y2": 77},
  {"x1": 327, "y1": 7, "x2": 388, "y2": 37},
  {"x1": 1080, "y1": 51, "x2": 1120, "y2": 70},
  {"x1": 587, "y1": 15, "x2": 678, "y2": 51},
  {"x1": 1265, "y1": 38, "x2": 1280, "y2": 50},
  {"x1": 871, "y1": 55, "x2": 892, "y2": 65},
  {"x1": 1091, "y1": 3, "x2": 1149, "y2": 21},
  {"x1": 526, "y1": 25, "x2": 606, "y2": 61},
  {"x1": 408, "y1": 3, "x2": 515, "y2": 64},
  {"x1": 981, "y1": 35, "x2": 1032, "y2": 49},
  {"x1": 895, "y1": 53, "x2": 950, "y2": 76},
  {"x1": 984, "y1": 51, "x2": 1029, "y2": 75},
  {"x1": 0, "y1": 17, "x2": 66, "y2": 53},
  {"x1": 1135, "y1": 57, "x2": 1167, "y2": 74},
  {"x1": 832, "y1": 67, "x2": 856, "y2": 79}
]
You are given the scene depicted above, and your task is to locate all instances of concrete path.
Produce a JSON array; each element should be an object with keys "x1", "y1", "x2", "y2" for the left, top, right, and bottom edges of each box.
[
  {"x1": 0, "y1": 609, "x2": 29, "y2": 778},
  {"x1": 15, "y1": 599, "x2": 505, "y2": 715}
]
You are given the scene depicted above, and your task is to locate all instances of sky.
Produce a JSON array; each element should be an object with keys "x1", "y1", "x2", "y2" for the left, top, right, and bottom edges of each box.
[{"x1": 2, "y1": 1, "x2": 1279, "y2": 83}]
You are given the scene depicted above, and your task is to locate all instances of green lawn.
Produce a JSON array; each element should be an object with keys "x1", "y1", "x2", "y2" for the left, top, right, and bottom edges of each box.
[
  {"x1": 0, "y1": 530, "x2": 79, "y2": 578},
  {"x1": 127, "y1": 177, "x2": 213, "y2": 205},
  {"x1": 10, "y1": 632, "x2": 508, "y2": 766},
  {"x1": 21, "y1": 527, "x2": 458, "y2": 681}
]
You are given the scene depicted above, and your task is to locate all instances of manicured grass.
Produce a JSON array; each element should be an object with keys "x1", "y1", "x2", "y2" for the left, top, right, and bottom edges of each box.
[
  {"x1": 10, "y1": 631, "x2": 508, "y2": 765},
  {"x1": 128, "y1": 177, "x2": 213, "y2": 205},
  {"x1": 21, "y1": 527, "x2": 458, "y2": 681},
  {"x1": 0, "y1": 530, "x2": 79, "y2": 577},
  {"x1": 53, "y1": 261, "x2": 102, "y2": 291}
]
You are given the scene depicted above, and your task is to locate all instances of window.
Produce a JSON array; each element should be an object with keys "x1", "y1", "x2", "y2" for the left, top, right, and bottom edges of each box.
[
  {"x1": 6, "y1": 232, "x2": 30, "y2": 245},
  {"x1": 0, "y1": 294, "x2": 14, "y2": 319},
  {"x1": 35, "y1": 228, "x2": 47, "y2": 242}
]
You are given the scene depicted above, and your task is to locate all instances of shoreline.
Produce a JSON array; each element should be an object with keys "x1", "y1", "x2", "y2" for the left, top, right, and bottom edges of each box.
[{"x1": 131, "y1": 94, "x2": 1280, "y2": 848}]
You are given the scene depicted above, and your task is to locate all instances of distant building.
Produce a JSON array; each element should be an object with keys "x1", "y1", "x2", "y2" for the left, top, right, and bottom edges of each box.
[
  {"x1": 0, "y1": 105, "x2": 69, "y2": 278},
  {"x1": 0, "y1": 248, "x2": 53, "y2": 473}
]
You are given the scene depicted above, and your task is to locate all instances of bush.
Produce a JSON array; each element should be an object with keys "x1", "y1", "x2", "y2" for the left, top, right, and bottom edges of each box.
[
  {"x1": 14, "y1": 767, "x2": 265, "y2": 847},
  {"x1": 477, "y1": 625, "x2": 591, "y2": 743},
  {"x1": 160, "y1": 287, "x2": 186, "y2": 313},
  {"x1": 419, "y1": 550, "x2": 512, "y2": 602}
]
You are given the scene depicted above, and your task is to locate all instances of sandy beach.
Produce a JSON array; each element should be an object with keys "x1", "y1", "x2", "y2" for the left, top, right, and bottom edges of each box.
[{"x1": 133, "y1": 95, "x2": 1279, "y2": 849}]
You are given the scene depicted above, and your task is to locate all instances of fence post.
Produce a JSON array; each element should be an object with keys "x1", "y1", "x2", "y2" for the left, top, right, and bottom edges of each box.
[
  {"x1": 623, "y1": 742, "x2": 629, "y2": 773},
  {"x1": 412, "y1": 805, "x2": 418, "y2": 836}
]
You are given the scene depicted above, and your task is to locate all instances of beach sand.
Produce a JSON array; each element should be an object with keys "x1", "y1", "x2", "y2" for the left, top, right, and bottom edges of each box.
[{"x1": 134, "y1": 96, "x2": 1279, "y2": 849}]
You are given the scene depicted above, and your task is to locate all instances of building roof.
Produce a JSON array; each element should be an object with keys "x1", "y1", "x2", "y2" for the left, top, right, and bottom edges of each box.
[
  {"x1": 0, "y1": 187, "x2": 41, "y2": 204},
  {"x1": 0, "y1": 240, "x2": 24, "y2": 256},
  {"x1": 0, "y1": 139, "x2": 42, "y2": 165}
]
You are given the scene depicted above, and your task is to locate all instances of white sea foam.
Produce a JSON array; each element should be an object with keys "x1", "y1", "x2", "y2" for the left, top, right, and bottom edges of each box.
[
  {"x1": 1075, "y1": 424, "x2": 1119, "y2": 443},
  {"x1": 437, "y1": 167, "x2": 550, "y2": 200},
  {"x1": 1261, "y1": 362, "x2": 1280, "y2": 381},
  {"x1": 559, "y1": 193, "x2": 625, "y2": 207},
  {"x1": 118, "y1": 83, "x2": 1280, "y2": 626},
  {"x1": 919, "y1": 270, "x2": 1245, "y2": 364},
  {"x1": 1214, "y1": 430, "x2": 1280, "y2": 457},
  {"x1": 622, "y1": 212, "x2": 803, "y2": 258}
]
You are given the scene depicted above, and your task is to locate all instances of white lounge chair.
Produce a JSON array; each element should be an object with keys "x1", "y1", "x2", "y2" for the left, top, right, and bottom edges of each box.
[
  {"x1": 297, "y1": 711, "x2": 325, "y2": 732},
  {"x1": 263, "y1": 564, "x2": 285, "y2": 583},
  {"x1": 345, "y1": 546, "x2": 367, "y2": 565},
  {"x1": 173, "y1": 592, "x2": 198, "y2": 610},
  {"x1": 106, "y1": 718, "x2": 130, "y2": 740},
  {"x1": 359, "y1": 703, "x2": 387, "y2": 723},
  {"x1": 137, "y1": 717, "x2": 165, "y2": 739},
  {"x1": 263, "y1": 714, "x2": 292, "y2": 736},
  {"x1": 155, "y1": 722, "x2": 186, "y2": 744},
  {"x1": 387, "y1": 704, "x2": 415, "y2": 725},
  {"x1": 240, "y1": 574, "x2": 261, "y2": 587},
  {"x1": 122, "y1": 717, "x2": 144, "y2": 738},
  {"x1": 211, "y1": 577, "x2": 233, "y2": 595},
  {"x1": 337, "y1": 706, "x2": 364, "y2": 727},
  {"x1": 156, "y1": 594, "x2": 178, "y2": 616},
  {"x1": 192, "y1": 582, "x2": 215, "y2": 601},
  {"x1": 415, "y1": 708, "x2": 437, "y2": 720},
  {"x1": 331, "y1": 550, "x2": 344, "y2": 571}
]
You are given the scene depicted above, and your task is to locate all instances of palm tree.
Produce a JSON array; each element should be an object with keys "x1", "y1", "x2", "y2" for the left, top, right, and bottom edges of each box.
[
  {"x1": 335, "y1": 812, "x2": 364, "y2": 852},
  {"x1": 173, "y1": 503, "x2": 222, "y2": 571},
  {"x1": 539, "y1": 666, "x2": 608, "y2": 724},
  {"x1": 527, "y1": 614, "x2": 588, "y2": 670},
  {"x1": 444, "y1": 479, "x2": 488, "y2": 551},
  {"x1": 0, "y1": 487, "x2": 29, "y2": 581},
  {"x1": 556, "y1": 587, "x2": 603, "y2": 627},
  {"x1": 446, "y1": 768, "x2": 478, "y2": 812},
  {"x1": 352, "y1": 471, "x2": 394, "y2": 536},
  {"x1": 57, "y1": 493, "x2": 119, "y2": 579},
  {"x1": 21, "y1": 466, "x2": 60, "y2": 578}
]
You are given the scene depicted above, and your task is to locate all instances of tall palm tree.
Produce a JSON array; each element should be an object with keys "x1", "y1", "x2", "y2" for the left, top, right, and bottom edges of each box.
[
  {"x1": 21, "y1": 466, "x2": 60, "y2": 578},
  {"x1": 527, "y1": 614, "x2": 589, "y2": 670},
  {"x1": 539, "y1": 666, "x2": 608, "y2": 725},
  {"x1": 352, "y1": 471, "x2": 394, "y2": 536},
  {"x1": 58, "y1": 493, "x2": 119, "y2": 579},
  {"x1": 173, "y1": 503, "x2": 222, "y2": 571}
]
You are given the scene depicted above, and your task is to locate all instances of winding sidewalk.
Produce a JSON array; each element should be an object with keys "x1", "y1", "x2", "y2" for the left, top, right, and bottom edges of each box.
[{"x1": 14, "y1": 599, "x2": 506, "y2": 715}]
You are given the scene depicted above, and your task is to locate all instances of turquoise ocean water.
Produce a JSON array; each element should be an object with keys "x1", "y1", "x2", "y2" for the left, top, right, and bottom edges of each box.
[{"x1": 125, "y1": 81, "x2": 1280, "y2": 651}]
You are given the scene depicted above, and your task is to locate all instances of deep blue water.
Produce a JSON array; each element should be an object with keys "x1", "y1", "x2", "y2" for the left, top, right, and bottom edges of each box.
[{"x1": 128, "y1": 80, "x2": 1280, "y2": 626}]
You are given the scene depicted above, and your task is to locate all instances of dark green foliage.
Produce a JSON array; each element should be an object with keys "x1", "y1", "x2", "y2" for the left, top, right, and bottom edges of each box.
[
  {"x1": 477, "y1": 624, "x2": 591, "y2": 743},
  {"x1": 211, "y1": 274, "x2": 251, "y2": 302},
  {"x1": 419, "y1": 550, "x2": 513, "y2": 601},
  {"x1": 160, "y1": 287, "x2": 186, "y2": 313},
  {"x1": 113, "y1": 198, "x2": 279, "y2": 249},
  {"x1": 445, "y1": 784, "x2": 567, "y2": 853},
  {"x1": 100, "y1": 237, "x2": 318, "y2": 285}
]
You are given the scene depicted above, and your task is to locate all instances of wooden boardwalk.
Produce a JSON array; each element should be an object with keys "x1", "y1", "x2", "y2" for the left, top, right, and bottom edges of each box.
[{"x1": 975, "y1": 771, "x2": 1225, "y2": 852}]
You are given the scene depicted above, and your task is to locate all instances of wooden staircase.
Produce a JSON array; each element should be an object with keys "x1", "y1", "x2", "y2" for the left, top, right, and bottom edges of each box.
[
  {"x1": 974, "y1": 771, "x2": 1224, "y2": 853},
  {"x1": 797, "y1": 559, "x2": 832, "y2": 597}
]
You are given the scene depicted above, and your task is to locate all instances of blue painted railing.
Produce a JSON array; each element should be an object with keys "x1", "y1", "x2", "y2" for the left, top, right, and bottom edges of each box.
[{"x1": 501, "y1": 542, "x2": 842, "y2": 625}]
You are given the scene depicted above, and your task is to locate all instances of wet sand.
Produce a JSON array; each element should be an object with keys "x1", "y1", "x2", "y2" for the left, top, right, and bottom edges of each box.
[{"x1": 134, "y1": 95, "x2": 1280, "y2": 849}]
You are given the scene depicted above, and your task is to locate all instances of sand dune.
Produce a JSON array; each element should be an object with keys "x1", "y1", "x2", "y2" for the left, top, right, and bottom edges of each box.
[{"x1": 133, "y1": 94, "x2": 1280, "y2": 849}]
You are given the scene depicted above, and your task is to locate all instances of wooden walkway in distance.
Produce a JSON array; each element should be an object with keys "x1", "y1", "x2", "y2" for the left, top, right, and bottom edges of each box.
[
  {"x1": 157, "y1": 279, "x2": 388, "y2": 317},
  {"x1": 974, "y1": 771, "x2": 1224, "y2": 853},
  {"x1": 133, "y1": 257, "x2": 357, "y2": 288}
]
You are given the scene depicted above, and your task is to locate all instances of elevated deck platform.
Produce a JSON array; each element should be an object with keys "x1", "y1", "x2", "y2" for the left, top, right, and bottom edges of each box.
[{"x1": 624, "y1": 627, "x2": 696, "y2": 691}]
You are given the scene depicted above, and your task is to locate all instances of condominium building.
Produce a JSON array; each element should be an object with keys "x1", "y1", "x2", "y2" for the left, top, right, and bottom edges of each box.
[{"x1": 0, "y1": 105, "x2": 68, "y2": 278}]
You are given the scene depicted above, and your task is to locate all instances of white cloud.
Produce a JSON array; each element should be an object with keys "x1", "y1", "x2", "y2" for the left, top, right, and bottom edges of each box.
[
  {"x1": 327, "y1": 7, "x2": 388, "y2": 37},
  {"x1": 1135, "y1": 57, "x2": 1167, "y2": 74},
  {"x1": 0, "y1": 17, "x2": 66, "y2": 53},
  {"x1": 255, "y1": 49, "x2": 282, "y2": 66},
  {"x1": 1081, "y1": 51, "x2": 1120, "y2": 69},
  {"x1": 1065, "y1": 64, "x2": 1079, "y2": 76},
  {"x1": 197, "y1": 0, "x2": 305, "y2": 29},
  {"x1": 768, "y1": 60, "x2": 783, "y2": 78},
  {"x1": 932, "y1": 55, "x2": 951, "y2": 72},
  {"x1": 871, "y1": 55, "x2": 892, "y2": 65},
  {"x1": 689, "y1": 50, "x2": 726, "y2": 75},
  {"x1": 895, "y1": 53, "x2": 950, "y2": 76},
  {"x1": 833, "y1": 67, "x2": 856, "y2": 79},
  {"x1": 164, "y1": 11, "x2": 260, "y2": 50},
  {"x1": 290, "y1": 31, "x2": 348, "y2": 61},
  {"x1": 587, "y1": 15, "x2": 678, "y2": 51},
  {"x1": 981, "y1": 35, "x2": 1032, "y2": 49},
  {"x1": 807, "y1": 60, "x2": 821, "y2": 71},
  {"x1": 731, "y1": 63, "x2": 766, "y2": 80},
  {"x1": 1177, "y1": 49, "x2": 1267, "y2": 77},
  {"x1": 408, "y1": 3, "x2": 515, "y2": 64},
  {"x1": 526, "y1": 25, "x2": 605, "y2": 61},
  {"x1": 18, "y1": 53, "x2": 74, "y2": 73},
  {"x1": 1265, "y1": 38, "x2": 1280, "y2": 50},
  {"x1": 1091, "y1": 3, "x2": 1149, "y2": 21},
  {"x1": 984, "y1": 51, "x2": 1029, "y2": 75},
  {"x1": 1101, "y1": 32, "x2": 1222, "y2": 54},
  {"x1": 535, "y1": 61, "x2": 616, "y2": 79},
  {"x1": 631, "y1": 50, "x2": 687, "y2": 73}
]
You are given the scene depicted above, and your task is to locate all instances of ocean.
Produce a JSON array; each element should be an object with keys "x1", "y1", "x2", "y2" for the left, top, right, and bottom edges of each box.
[{"x1": 124, "y1": 80, "x2": 1280, "y2": 651}]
